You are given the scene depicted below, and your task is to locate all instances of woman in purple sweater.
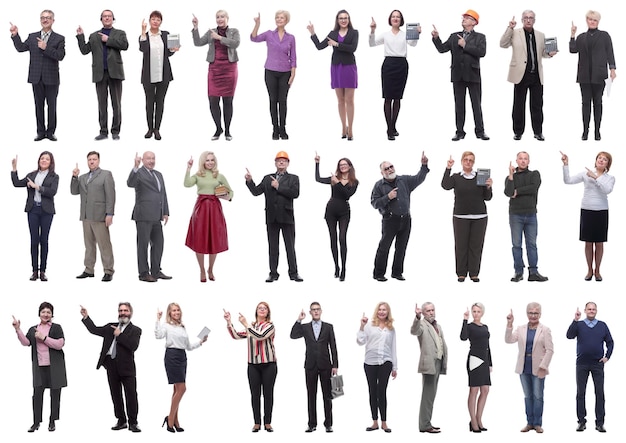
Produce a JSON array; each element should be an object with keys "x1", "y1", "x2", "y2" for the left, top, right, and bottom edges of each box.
[
  {"x1": 251, "y1": 11, "x2": 296, "y2": 140},
  {"x1": 441, "y1": 151, "x2": 492, "y2": 282}
]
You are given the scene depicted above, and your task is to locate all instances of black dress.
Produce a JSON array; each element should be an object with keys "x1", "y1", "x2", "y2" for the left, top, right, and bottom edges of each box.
[
  {"x1": 315, "y1": 163, "x2": 358, "y2": 222},
  {"x1": 460, "y1": 320, "x2": 492, "y2": 386}
]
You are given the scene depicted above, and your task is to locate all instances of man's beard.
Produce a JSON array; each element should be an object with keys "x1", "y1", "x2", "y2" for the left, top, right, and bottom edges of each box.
[
  {"x1": 386, "y1": 172, "x2": 397, "y2": 180},
  {"x1": 118, "y1": 316, "x2": 131, "y2": 325}
]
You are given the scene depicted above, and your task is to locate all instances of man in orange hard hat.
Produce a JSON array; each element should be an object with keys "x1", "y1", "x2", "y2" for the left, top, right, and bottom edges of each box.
[{"x1": 245, "y1": 151, "x2": 303, "y2": 282}]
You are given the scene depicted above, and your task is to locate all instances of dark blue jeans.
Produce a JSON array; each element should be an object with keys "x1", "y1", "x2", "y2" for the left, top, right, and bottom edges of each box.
[
  {"x1": 27, "y1": 205, "x2": 53, "y2": 272},
  {"x1": 576, "y1": 361, "x2": 605, "y2": 425},
  {"x1": 509, "y1": 213, "x2": 538, "y2": 274}
]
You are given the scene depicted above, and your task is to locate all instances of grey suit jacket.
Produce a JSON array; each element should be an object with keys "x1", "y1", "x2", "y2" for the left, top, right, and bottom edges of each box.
[
  {"x1": 77, "y1": 28, "x2": 128, "y2": 82},
  {"x1": 12, "y1": 31, "x2": 65, "y2": 84},
  {"x1": 192, "y1": 27, "x2": 240, "y2": 62},
  {"x1": 70, "y1": 168, "x2": 116, "y2": 221},
  {"x1": 411, "y1": 316, "x2": 448, "y2": 375},
  {"x1": 500, "y1": 27, "x2": 548, "y2": 84},
  {"x1": 127, "y1": 167, "x2": 169, "y2": 221}
]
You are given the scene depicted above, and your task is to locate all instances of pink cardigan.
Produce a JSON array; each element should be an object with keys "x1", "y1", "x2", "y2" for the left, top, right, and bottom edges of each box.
[{"x1": 505, "y1": 323, "x2": 554, "y2": 376}]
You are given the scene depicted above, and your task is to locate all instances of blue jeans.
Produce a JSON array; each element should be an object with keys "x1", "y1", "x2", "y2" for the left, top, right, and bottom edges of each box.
[
  {"x1": 520, "y1": 373, "x2": 545, "y2": 426},
  {"x1": 509, "y1": 213, "x2": 538, "y2": 274},
  {"x1": 27, "y1": 205, "x2": 54, "y2": 273}
]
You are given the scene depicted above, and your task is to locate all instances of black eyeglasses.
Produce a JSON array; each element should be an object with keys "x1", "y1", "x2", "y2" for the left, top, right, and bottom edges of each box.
[{"x1": 383, "y1": 165, "x2": 394, "y2": 171}]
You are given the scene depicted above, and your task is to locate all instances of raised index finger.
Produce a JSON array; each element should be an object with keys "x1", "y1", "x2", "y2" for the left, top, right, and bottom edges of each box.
[{"x1": 432, "y1": 24, "x2": 437, "y2": 31}]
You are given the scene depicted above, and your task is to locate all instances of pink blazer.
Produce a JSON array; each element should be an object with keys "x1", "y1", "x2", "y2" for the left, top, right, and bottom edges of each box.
[{"x1": 505, "y1": 323, "x2": 553, "y2": 376}]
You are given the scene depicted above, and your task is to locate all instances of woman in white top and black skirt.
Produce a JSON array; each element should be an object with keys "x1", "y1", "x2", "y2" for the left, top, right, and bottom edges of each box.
[
  {"x1": 155, "y1": 303, "x2": 207, "y2": 432},
  {"x1": 369, "y1": 10, "x2": 419, "y2": 140}
]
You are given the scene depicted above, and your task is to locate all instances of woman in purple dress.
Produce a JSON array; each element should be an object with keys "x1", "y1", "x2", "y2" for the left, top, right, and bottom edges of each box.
[
  {"x1": 192, "y1": 10, "x2": 240, "y2": 141},
  {"x1": 307, "y1": 10, "x2": 358, "y2": 140}
]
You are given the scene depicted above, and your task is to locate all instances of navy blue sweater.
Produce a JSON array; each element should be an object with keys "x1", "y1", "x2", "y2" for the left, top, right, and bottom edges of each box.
[{"x1": 566, "y1": 320, "x2": 614, "y2": 365}]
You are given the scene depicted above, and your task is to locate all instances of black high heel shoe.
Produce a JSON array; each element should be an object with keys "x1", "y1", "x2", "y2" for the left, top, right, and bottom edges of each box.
[
  {"x1": 469, "y1": 422, "x2": 481, "y2": 433},
  {"x1": 28, "y1": 423, "x2": 40, "y2": 432},
  {"x1": 162, "y1": 416, "x2": 175, "y2": 433},
  {"x1": 174, "y1": 422, "x2": 185, "y2": 432},
  {"x1": 211, "y1": 128, "x2": 223, "y2": 141}
]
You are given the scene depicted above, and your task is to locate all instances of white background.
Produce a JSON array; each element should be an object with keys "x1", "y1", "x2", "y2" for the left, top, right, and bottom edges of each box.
[{"x1": 3, "y1": 0, "x2": 624, "y2": 441}]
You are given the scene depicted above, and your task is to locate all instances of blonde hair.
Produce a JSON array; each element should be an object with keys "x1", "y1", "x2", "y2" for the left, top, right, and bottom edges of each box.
[
  {"x1": 586, "y1": 10, "x2": 601, "y2": 21},
  {"x1": 461, "y1": 151, "x2": 475, "y2": 162},
  {"x1": 216, "y1": 9, "x2": 229, "y2": 20},
  {"x1": 166, "y1": 303, "x2": 183, "y2": 325},
  {"x1": 275, "y1": 10, "x2": 290, "y2": 24},
  {"x1": 371, "y1": 302, "x2": 394, "y2": 330},
  {"x1": 253, "y1": 301, "x2": 272, "y2": 326},
  {"x1": 197, "y1": 151, "x2": 219, "y2": 178}
]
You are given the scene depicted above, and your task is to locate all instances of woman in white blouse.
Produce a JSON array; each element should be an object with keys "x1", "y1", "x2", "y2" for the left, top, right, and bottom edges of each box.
[
  {"x1": 561, "y1": 151, "x2": 615, "y2": 281},
  {"x1": 357, "y1": 302, "x2": 397, "y2": 433},
  {"x1": 369, "y1": 10, "x2": 419, "y2": 140},
  {"x1": 155, "y1": 303, "x2": 207, "y2": 432}
]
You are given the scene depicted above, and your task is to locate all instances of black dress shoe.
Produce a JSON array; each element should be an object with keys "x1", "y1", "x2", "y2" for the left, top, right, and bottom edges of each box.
[
  {"x1": 476, "y1": 133, "x2": 490, "y2": 140},
  {"x1": 391, "y1": 274, "x2": 405, "y2": 281},
  {"x1": 156, "y1": 271, "x2": 172, "y2": 280},
  {"x1": 595, "y1": 424, "x2": 606, "y2": 432},
  {"x1": 48, "y1": 419, "x2": 55, "y2": 431},
  {"x1": 326, "y1": 427, "x2": 333, "y2": 432},
  {"x1": 95, "y1": 134, "x2": 108, "y2": 141},
  {"x1": 264, "y1": 426, "x2": 274, "y2": 432},
  {"x1": 138, "y1": 274, "x2": 157, "y2": 282},
  {"x1": 128, "y1": 424, "x2": 141, "y2": 433},
  {"x1": 534, "y1": 133, "x2": 545, "y2": 141},
  {"x1": 382, "y1": 427, "x2": 392, "y2": 433},
  {"x1": 279, "y1": 129, "x2": 289, "y2": 140},
  {"x1": 451, "y1": 133, "x2": 466, "y2": 141},
  {"x1": 582, "y1": 132, "x2": 589, "y2": 140},
  {"x1": 528, "y1": 272, "x2": 548, "y2": 282},
  {"x1": 420, "y1": 427, "x2": 441, "y2": 433},
  {"x1": 365, "y1": 426, "x2": 379, "y2": 431},
  {"x1": 225, "y1": 133, "x2": 233, "y2": 141},
  {"x1": 290, "y1": 274, "x2": 304, "y2": 282},
  {"x1": 373, "y1": 276, "x2": 388, "y2": 282},
  {"x1": 47, "y1": 134, "x2": 57, "y2": 142},
  {"x1": 28, "y1": 423, "x2": 40, "y2": 432},
  {"x1": 305, "y1": 426, "x2": 316, "y2": 432},
  {"x1": 387, "y1": 134, "x2": 395, "y2": 141},
  {"x1": 272, "y1": 130, "x2": 280, "y2": 140},
  {"x1": 470, "y1": 277, "x2": 480, "y2": 283},
  {"x1": 77, "y1": 271, "x2": 95, "y2": 279},
  {"x1": 265, "y1": 275, "x2": 279, "y2": 282},
  {"x1": 153, "y1": 130, "x2": 161, "y2": 140},
  {"x1": 511, "y1": 273, "x2": 523, "y2": 282},
  {"x1": 112, "y1": 134, "x2": 120, "y2": 140},
  {"x1": 576, "y1": 422, "x2": 586, "y2": 432},
  {"x1": 595, "y1": 131, "x2": 601, "y2": 141},
  {"x1": 34, "y1": 134, "x2": 46, "y2": 141},
  {"x1": 513, "y1": 134, "x2": 522, "y2": 140},
  {"x1": 111, "y1": 421, "x2": 127, "y2": 430},
  {"x1": 252, "y1": 426, "x2": 261, "y2": 432},
  {"x1": 39, "y1": 272, "x2": 48, "y2": 282},
  {"x1": 393, "y1": 130, "x2": 399, "y2": 136},
  {"x1": 144, "y1": 130, "x2": 153, "y2": 138},
  {"x1": 30, "y1": 272, "x2": 38, "y2": 281},
  {"x1": 102, "y1": 273, "x2": 113, "y2": 282}
]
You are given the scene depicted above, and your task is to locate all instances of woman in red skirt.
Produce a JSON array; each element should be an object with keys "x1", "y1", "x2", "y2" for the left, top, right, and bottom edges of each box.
[{"x1": 184, "y1": 151, "x2": 233, "y2": 281}]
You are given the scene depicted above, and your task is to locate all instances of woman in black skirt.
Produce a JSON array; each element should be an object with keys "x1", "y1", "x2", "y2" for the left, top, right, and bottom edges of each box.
[
  {"x1": 369, "y1": 10, "x2": 419, "y2": 140},
  {"x1": 562, "y1": 151, "x2": 615, "y2": 281},
  {"x1": 155, "y1": 303, "x2": 208, "y2": 432},
  {"x1": 460, "y1": 303, "x2": 491, "y2": 432}
]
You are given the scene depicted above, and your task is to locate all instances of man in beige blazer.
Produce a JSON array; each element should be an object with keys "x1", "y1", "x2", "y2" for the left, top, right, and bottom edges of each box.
[
  {"x1": 71, "y1": 151, "x2": 116, "y2": 281},
  {"x1": 411, "y1": 302, "x2": 448, "y2": 433},
  {"x1": 505, "y1": 302, "x2": 554, "y2": 433},
  {"x1": 500, "y1": 11, "x2": 557, "y2": 141}
]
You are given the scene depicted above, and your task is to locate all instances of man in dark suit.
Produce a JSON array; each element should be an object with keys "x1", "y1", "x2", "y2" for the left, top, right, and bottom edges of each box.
[
  {"x1": 246, "y1": 151, "x2": 303, "y2": 282},
  {"x1": 80, "y1": 303, "x2": 142, "y2": 432},
  {"x1": 71, "y1": 151, "x2": 116, "y2": 282},
  {"x1": 290, "y1": 302, "x2": 339, "y2": 433},
  {"x1": 77, "y1": 9, "x2": 128, "y2": 140},
  {"x1": 432, "y1": 10, "x2": 489, "y2": 141},
  {"x1": 127, "y1": 151, "x2": 171, "y2": 282},
  {"x1": 10, "y1": 10, "x2": 65, "y2": 141}
]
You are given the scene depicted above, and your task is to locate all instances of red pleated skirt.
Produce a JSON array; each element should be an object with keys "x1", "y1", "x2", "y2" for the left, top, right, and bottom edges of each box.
[{"x1": 185, "y1": 195, "x2": 228, "y2": 254}]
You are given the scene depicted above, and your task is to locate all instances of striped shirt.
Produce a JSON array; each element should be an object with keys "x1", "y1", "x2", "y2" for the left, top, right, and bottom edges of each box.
[{"x1": 228, "y1": 321, "x2": 276, "y2": 364}]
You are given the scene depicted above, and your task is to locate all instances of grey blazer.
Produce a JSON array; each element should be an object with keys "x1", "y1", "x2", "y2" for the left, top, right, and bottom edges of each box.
[
  {"x1": 411, "y1": 316, "x2": 448, "y2": 375},
  {"x1": 127, "y1": 167, "x2": 169, "y2": 221},
  {"x1": 77, "y1": 28, "x2": 129, "y2": 82},
  {"x1": 192, "y1": 27, "x2": 240, "y2": 62},
  {"x1": 70, "y1": 168, "x2": 116, "y2": 221}
]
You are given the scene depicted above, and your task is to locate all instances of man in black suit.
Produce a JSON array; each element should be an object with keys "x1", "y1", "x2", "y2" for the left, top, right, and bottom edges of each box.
[
  {"x1": 290, "y1": 302, "x2": 339, "y2": 433},
  {"x1": 77, "y1": 10, "x2": 128, "y2": 140},
  {"x1": 432, "y1": 10, "x2": 489, "y2": 141},
  {"x1": 246, "y1": 151, "x2": 303, "y2": 282},
  {"x1": 80, "y1": 303, "x2": 142, "y2": 432},
  {"x1": 127, "y1": 151, "x2": 171, "y2": 282},
  {"x1": 10, "y1": 10, "x2": 65, "y2": 141}
]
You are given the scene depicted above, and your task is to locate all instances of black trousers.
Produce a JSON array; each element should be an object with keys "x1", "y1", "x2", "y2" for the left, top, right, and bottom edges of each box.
[
  {"x1": 267, "y1": 222, "x2": 298, "y2": 279},
  {"x1": 580, "y1": 82, "x2": 605, "y2": 132},
  {"x1": 32, "y1": 366, "x2": 61, "y2": 424},
  {"x1": 373, "y1": 215, "x2": 411, "y2": 278},
  {"x1": 104, "y1": 356, "x2": 138, "y2": 425},
  {"x1": 248, "y1": 362, "x2": 277, "y2": 425},
  {"x1": 513, "y1": 71, "x2": 543, "y2": 135},
  {"x1": 27, "y1": 205, "x2": 53, "y2": 273},
  {"x1": 364, "y1": 361, "x2": 393, "y2": 421},
  {"x1": 143, "y1": 81, "x2": 170, "y2": 130},
  {"x1": 452, "y1": 216, "x2": 488, "y2": 277},
  {"x1": 576, "y1": 361, "x2": 605, "y2": 426},
  {"x1": 96, "y1": 70, "x2": 123, "y2": 135},
  {"x1": 32, "y1": 82, "x2": 59, "y2": 136},
  {"x1": 305, "y1": 367, "x2": 333, "y2": 428},
  {"x1": 135, "y1": 220, "x2": 164, "y2": 277},
  {"x1": 264, "y1": 69, "x2": 290, "y2": 129},
  {"x1": 453, "y1": 80, "x2": 484, "y2": 136}
]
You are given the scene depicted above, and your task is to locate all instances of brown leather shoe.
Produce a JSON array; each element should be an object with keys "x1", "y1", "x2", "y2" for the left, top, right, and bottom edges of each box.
[
  {"x1": 534, "y1": 426, "x2": 544, "y2": 433},
  {"x1": 520, "y1": 425, "x2": 533, "y2": 432},
  {"x1": 139, "y1": 274, "x2": 157, "y2": 282}
]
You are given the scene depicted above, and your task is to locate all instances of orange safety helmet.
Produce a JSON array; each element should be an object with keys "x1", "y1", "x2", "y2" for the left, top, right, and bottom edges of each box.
[
  {"x1": 462, "y1": 9, "x2": 480, "y2": 24},
  {"x1": 275, "y1": 151, "x2": 290, "y2": 161}
]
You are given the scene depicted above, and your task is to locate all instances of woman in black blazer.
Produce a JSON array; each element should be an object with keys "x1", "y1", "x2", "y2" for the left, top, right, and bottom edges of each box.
[
  {"x1": 13, "y1": 301, "x2": 67, "y2": 432},
  {"x1": 140, "y1": 10, "x2": 178, "y2": 140},
  {"x1": 11, "y1": 152, "x2": 59, "y2": 281},
  {"x1": 307, "y1": 10, "x2": 358, "y2": 140}
]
